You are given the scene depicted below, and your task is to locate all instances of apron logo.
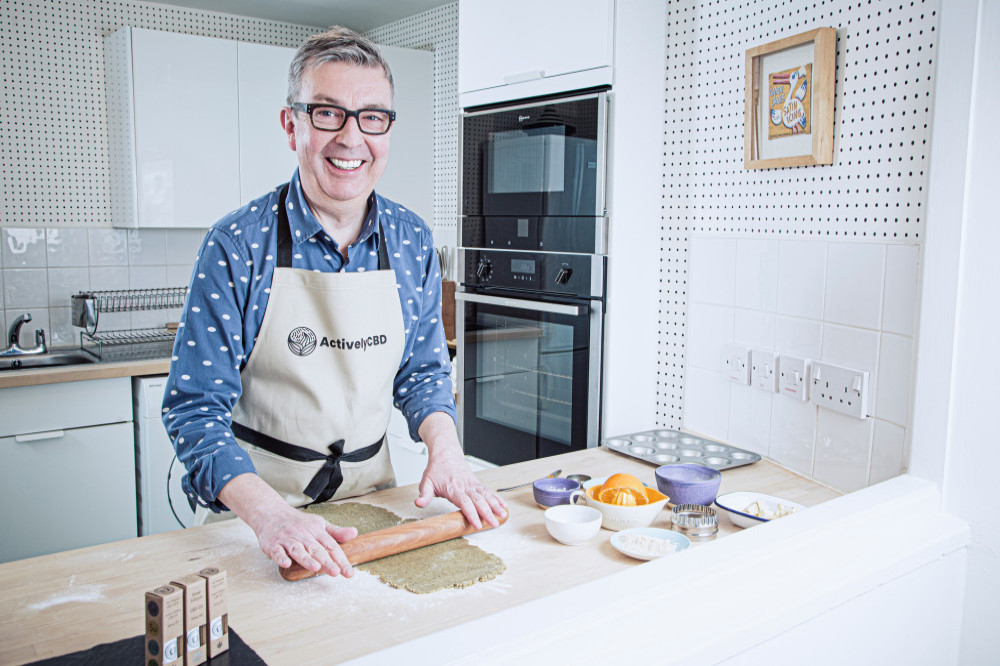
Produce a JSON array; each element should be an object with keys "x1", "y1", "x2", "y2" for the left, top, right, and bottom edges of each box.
[{"x1": 287, "y1": 327, "x2": 318, "y2": 356}]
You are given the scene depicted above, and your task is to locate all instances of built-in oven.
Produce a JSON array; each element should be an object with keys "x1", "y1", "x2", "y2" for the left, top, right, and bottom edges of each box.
[
  {"x1": 456, "y1": 248, "x2": 605, "y2": 465},
  {"x1": 458, "y1": 89, "x2": 610, "y2": 466}
]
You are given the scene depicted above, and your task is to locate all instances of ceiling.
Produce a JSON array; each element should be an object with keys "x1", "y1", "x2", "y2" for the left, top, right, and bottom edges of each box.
[{"x1": 151, "y1": 0, "x2": 452, "y2": 32}]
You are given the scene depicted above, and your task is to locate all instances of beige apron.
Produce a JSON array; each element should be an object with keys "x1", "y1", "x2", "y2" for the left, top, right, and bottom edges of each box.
[{"x1": 196, "y1": 185, "x2": 404, "y2": 524}]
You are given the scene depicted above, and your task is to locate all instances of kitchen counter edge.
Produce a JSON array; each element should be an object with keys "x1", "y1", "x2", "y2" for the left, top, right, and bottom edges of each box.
[{"x1": 0, "y1": 358, "x2": 170, "y2": 390}]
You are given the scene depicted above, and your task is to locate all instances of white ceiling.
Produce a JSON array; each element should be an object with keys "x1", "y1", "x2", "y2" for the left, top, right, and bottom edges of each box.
[{"x1": 151, "y1": 0, "x2": 452, "y2": 32}]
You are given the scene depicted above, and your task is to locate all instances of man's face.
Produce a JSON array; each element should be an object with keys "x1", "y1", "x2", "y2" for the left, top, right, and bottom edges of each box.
[{"x1": 283, "y1": 61, "x2": 393, "y2": 218}]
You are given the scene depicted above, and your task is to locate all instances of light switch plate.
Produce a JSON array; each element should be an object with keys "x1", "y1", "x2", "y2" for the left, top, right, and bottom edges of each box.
[
  {"x1": 722, "y1": 344, "x2": 751, "y2": 385},
  {"x1": 777, "y1": 355, "x2": 809, "y2": 401},
  {"x1": 809, "y1": 360, "x2": 870, "y2": 419},
  {"x1": 750, "y1": 349, "x2": 779, "y2": 392}
]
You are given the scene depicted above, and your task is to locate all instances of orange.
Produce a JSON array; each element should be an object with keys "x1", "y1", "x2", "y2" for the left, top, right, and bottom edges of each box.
[{"x1": 597, "y1": 473, "x2": 649, "y2": 506}]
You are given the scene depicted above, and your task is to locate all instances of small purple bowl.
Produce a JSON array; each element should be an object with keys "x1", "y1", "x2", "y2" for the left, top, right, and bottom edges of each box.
[
  {"x1": 533, "y1": 477, "x2": 582, "y2": 508},
  {"x1": 654, "y1": 463, "x2": 722, "y2": 506}
]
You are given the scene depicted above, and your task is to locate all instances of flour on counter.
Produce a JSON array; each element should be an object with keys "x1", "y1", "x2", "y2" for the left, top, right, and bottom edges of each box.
[
  {"x1": 618, "y1": 533, "x2": 678, "y2": 557},
  {"x1": 29, "y1": 576, "x2": 106, "y2": 610}
]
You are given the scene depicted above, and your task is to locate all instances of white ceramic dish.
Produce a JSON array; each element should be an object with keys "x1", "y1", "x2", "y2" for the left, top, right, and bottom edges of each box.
[
  {"x1": 544, "y1": 504, "x2": 603, "y2": 545},
  {"x1": 610, "y1": 527, "x2": 691, "y2": 561},
  {"x1": 714, "y1": 491, "x2": 806, "y2": 528}
]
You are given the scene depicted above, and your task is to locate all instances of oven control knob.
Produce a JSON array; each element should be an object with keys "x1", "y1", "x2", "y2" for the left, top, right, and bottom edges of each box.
[
  {"x1": 476, "y1": 257, "x2": 493, "y2": 281},
  {"x1": 555, "y1": 267, "x2": 573, "y2": 285}
]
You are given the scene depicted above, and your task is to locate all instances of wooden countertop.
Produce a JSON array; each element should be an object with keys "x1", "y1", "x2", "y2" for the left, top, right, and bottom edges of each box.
[
  {"x1": 0, "y1": 448, "x2": 839, "y2": 665},
  {"x1": 0, "y1": 356, "x2": 170, "y2": 389}
]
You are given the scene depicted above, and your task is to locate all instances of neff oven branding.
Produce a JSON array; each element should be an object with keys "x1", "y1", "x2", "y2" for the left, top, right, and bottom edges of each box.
[
  {"x1": 287, "y1": 326, "x2": 388, "y2": 357},
  {"x1": 518, "y1": 114, "x2": 530, "y2": 122}
]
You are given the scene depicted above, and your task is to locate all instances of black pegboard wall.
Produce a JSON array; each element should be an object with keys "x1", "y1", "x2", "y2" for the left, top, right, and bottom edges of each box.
[
  {"x1": 0, "y1": 0, "x2": 321, "y2": 228},
  {"x1": 366, "y1": 3, "x2": 459, "y2": 240},
  {"x1": 658, "y1": 0, "x2": 939, "y2": 427}
]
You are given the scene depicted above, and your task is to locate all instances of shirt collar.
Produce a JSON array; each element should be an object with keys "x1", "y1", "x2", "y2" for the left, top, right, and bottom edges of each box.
[{"x1": 287, "y1": 170, "x2": 379, "y2": 248}]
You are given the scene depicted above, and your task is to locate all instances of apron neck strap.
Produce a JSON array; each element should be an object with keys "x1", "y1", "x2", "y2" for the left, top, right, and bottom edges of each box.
[{"x1": 276, "y1": 185, "x2": 390, "y2": 271}]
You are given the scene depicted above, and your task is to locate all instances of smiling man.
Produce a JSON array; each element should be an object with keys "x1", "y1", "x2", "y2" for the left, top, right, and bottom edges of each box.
[{"x1": 162, "y1": 26, "x2": 506, "y2": 579}]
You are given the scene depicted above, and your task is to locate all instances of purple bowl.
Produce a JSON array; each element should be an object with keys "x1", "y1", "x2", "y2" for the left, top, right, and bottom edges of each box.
[
  {"x1": 654, "y1": 463, "x2": 722, "y2": 506},
  {"x1": 533, "y1": 477, "x2": 581, "y2": 507}
]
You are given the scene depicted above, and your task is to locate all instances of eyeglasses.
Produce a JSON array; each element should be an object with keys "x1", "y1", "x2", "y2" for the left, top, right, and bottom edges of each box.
[{"x1": 290, "y1": 103, "x2": 396, "y2": 135}]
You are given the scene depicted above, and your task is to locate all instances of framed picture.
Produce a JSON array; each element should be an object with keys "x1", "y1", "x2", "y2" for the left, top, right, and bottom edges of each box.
[{"x1": 744, "y1": 27, "x2": 837, "y2": 169}]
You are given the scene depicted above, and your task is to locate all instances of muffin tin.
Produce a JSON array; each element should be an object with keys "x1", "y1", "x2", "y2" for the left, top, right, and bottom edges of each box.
[{"x1": 602, "y1": 429, "x2": 761, "y2": 471}]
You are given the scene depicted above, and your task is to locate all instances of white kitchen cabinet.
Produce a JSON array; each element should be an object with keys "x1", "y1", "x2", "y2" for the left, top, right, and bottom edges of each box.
[
  {"x1": 237, "y1": 41, "x2": 299, "y2": 203},
  {"x1": 106, "y1": 27, "x2": 241, "y2": 228},
  {"x1": 0, "y1": 378, "x2": 137, "y2": 563},
  {"x1": 458, "y1": 0, "x2": 615, "y2": 107}
]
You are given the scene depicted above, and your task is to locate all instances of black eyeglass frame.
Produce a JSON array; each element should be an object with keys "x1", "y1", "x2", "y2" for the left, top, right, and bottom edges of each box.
[{"x1": 289, "y1": 102, "x2": 397, "y2": 135}]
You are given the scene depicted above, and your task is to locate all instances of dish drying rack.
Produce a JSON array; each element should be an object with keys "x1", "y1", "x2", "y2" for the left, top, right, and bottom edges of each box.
[{"x1": 71, "y1": 287, "x2": 188, "y2": 361}]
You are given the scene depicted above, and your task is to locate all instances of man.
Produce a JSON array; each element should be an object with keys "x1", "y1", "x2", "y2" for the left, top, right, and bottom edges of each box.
[{"x1": 162, "y1": 26, "x2": 506, "y2": 579}]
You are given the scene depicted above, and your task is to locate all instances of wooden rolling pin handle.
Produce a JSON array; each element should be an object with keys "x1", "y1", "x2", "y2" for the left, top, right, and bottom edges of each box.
[{"x1": 279, "y1": 509, "x2": 508, "y2": 582}]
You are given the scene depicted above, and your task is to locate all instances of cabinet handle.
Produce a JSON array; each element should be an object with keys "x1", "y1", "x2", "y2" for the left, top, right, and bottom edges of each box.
[
  {"x1": 503, "y1": 70, "x2": 545, "y2": 84},
  {"x1": 15, "y1": 430, "x2": 66, "y2": 443}
]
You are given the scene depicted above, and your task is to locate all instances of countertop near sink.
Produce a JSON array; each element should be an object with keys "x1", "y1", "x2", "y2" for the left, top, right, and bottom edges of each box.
[{"x1": 0, "y1": 356, "x2": 170, "y2": 390}]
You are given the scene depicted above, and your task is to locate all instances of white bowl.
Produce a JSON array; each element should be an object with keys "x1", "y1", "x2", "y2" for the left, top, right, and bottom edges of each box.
[
  {"x1": 544, "y1": 504, "x2": 603, "y2": 545},
  {"x1": 715, "y1": 491, "x2": 806, "y2": 528}
]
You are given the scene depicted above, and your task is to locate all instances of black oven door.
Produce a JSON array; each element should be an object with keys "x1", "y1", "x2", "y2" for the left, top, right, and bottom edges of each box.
[
  {"x1": 456, "y1": 290, "x2": 602, "y2": 466},
  {"x1": 461, "y1": 92, "x2": 607, "y2": 218}
]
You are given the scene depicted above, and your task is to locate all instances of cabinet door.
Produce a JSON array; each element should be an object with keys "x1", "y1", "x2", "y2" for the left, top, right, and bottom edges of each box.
[
  {"x1": 0, "y1": 422, "x2": 137, "y2": 563},
  {"x1": 237, "y1": 42, "x2": 299, "y2": 204},
  {"x1": 459, "y1": 0, "x2": 614, "y2": 96},
  {"x1": 131, "y1": 28, "x2": 241, "y2": 228}
]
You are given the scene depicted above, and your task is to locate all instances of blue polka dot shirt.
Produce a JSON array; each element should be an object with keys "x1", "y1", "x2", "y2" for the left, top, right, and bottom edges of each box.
[{"x1": 162, "y1": 170, "x2": 455, "y2": 512}]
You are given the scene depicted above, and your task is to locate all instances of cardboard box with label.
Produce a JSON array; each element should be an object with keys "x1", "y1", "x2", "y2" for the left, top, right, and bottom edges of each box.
[
  {"x1": 169, "y1": 574, "x2": 207, "y2": 666},
  {"x1": 145, "y1": 584, "x2": 185, "y2": 666}
]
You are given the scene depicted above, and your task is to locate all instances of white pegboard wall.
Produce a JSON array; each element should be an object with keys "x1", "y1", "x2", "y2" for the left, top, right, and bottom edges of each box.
[
  {"x1": 366, "y1": 2, "x2": 459, "y2": 240},
  {"x1": 0, "y1": 0, "x2": 321, "y2": 228},
  {"x1": 658, "y1": 0, "x2": 940, "y2": 427}
]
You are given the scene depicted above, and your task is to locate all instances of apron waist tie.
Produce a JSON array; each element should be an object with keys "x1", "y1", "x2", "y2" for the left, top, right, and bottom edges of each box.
[{"x1": 231, "y1": 422, "x2": 384, "y2": 505}]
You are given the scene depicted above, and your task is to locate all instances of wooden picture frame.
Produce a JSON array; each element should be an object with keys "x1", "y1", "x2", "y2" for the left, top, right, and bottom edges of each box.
[{"x1": 744, "y1": 27, "x2": 836, "y2": 169}]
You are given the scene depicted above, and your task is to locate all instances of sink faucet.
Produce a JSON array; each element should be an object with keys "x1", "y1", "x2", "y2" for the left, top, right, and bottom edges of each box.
[{"x1": 1, "y1": 313, "x2": 47, "y2": 358}]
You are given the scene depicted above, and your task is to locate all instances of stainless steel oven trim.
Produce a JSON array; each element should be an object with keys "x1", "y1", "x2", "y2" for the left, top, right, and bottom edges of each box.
[
  {"x1": 457, "y1": 249, "x2": 606, "y2": 299},
  {"x1": 456, "y1": 289, "x2": 605, "y2": 455},
  {"x1": 458, "y1": 90, "x2": 610, "y2": 221},
  {"x1": 454, "y1": 291, "x2": 582, "y2": 316}
]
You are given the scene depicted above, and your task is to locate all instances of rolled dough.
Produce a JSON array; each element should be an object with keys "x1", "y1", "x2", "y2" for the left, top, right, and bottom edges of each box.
[{"x1": 304, "y1": 502, "x2": 506, "y2": 594}]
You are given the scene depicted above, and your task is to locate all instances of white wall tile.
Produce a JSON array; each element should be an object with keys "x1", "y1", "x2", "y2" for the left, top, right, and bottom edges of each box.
[
  {"x1": 682, "y1": 366, "x2": 731, "y2": 441},
  {"x1": 48, "y1": 306, "x2": 77, "y2": 347},
  {"x1": 735, "y1": 238, "x2": 778, "y2": 312},
  {"x1": 814, "y1": 409, "x2": 874, "y2": 493},
  {"x1": 727, "y1": 384, "x2": 772, "y2": 457},
  {"x1": 734, "y1": 309, "x2": 775, "y2": 349},
  {"x1": 883, "y1": 244, "x2": 919, "y2": 336},
  {"x1": 46, "y1": 228, "x2": 90, "y2": 267},
  {"x1": 776, "y1": 240, "x2": 826, "y2": 320},
  {"x1": 128, "y1": 229, "x2": 168, "y2": 266},
  {"x1": 875, "y1": 333, "x2": 913, "y2": 427},
  {"x1": 686, "y1": 302, "x2": 734, "y2": 372},
  {"x1": 165, "y1": 229, "x2": 206, "y2": 265},
  {"x1": 3, "y1": 228, "x2": 47, "y2": 268},
  {"x1": 129, "y1": 265, "x2": 168, "y2": 290},
  {"x1": 89, "y1": 266, "x2": 130, "y2": 292},
  {"x1": 689, "y1": 235, "x2": 736, "y2": 306},
  {"x1": 824, "y1": 242, "x2": 885, "y2": 330},
  {"x1": 47, "y1": 267, "x2": 90, "y2": 308},
  {"x1": 769, "y1": 398, "x2": 817, "y2": 477},
  {"x1": 870, "y1": 420, "x2": 905, "y2": 485},
  {"x1": 88, "y1": 228, "x2": 129, "y2": 266},
  {"x1": 167, "y1": 264, "x2": 194, "y2": 287},
  {"x1": 774, "y1": 316, "x2": 822, "y2": 359},
  {"x1": 3, "y1": 268, "x2": 48, "y2": 309}
]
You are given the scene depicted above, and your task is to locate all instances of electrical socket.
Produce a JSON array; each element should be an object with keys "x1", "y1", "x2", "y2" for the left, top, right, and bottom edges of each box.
[
  {"x1": 750, "y1": 349, "x2": 778, "y2": 392},
  {"x1": 777, "y1": 355, "x2": 809, "y2": 401},
  {"x1": 722, "y1": 344, "x2": 751, "y2": 385},
  {"x1": 809, "y1": 360, "x2": 870, "y2": 419}
]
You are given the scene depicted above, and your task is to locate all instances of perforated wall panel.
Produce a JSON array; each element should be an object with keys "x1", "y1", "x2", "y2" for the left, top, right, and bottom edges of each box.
[
  {"x1": 366, "y1": 3, "x2": 459, "y2": 241},
  {"x1": 660, "y1": 0, "x2": 939, "y2": 427},
  {"x1": 0, "y1": 0, "x2": 320, "y2": 228}
]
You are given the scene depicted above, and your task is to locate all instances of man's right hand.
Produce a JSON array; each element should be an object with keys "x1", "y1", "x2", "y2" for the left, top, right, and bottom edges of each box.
[{"x1": 218, "y1": 473, "x2": 357, "y2": 577}]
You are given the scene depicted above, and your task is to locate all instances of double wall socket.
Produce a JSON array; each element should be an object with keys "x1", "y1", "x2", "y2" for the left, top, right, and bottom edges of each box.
[{"x1": 809, "y1": 360, "x2": 870, "y2": 419}]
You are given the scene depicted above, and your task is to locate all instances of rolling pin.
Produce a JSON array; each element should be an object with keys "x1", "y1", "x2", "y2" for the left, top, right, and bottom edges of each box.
[{"x1": 279, "y1": 509, "x2": 508, "y2": 581}]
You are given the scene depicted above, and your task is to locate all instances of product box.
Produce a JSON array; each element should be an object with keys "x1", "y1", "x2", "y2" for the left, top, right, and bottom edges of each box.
[
  {"x1": 169, "y1": 574, "x2": 208, "y2": 666},
  {"x1": 197, "y1": 567, "x2": 229, "y2": 658},
  {"x1": 145, "y1": 584, "x2": 185, "y2": 666}
]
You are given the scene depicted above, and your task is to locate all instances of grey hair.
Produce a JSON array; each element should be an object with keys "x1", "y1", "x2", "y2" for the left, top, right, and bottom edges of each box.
[{"x1": 286, "y1": 26, "x2": 395, "y2": 106}]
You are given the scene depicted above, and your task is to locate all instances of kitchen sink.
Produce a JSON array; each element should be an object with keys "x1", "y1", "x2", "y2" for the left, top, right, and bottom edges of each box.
[{"x1": 0, "y1": 349, "x2": 99, "y2": 371}]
